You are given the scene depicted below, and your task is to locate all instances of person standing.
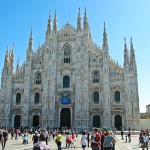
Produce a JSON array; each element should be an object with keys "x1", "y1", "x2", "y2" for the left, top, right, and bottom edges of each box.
[
  {"x1": 43, "y1": 129, "x2": 49, "y2": 145},
  {"x1": 32, "y1": 131, "x2": 39, "y2": 144},
  {"x1": 128, "y1": 131, "x2": 131, "y2": 142},
  {"x1": 56, "y1": 131, "x2": 62, "y2": 150},
  {"x1": 87, "y1": 130, "x2": 90, "y2": 147},
  {"x1": 103, "y1": 131, "x2": 116, "y2": 150},
  {"x1": 33, "y1": 133, "x2": 50, "y2": 150},
  {"x1": 2, "y1": 128, "x2": 8, "y2": 149},
  {"x1": 121, "y1": 129, "x2": 124, "y2": 140}
]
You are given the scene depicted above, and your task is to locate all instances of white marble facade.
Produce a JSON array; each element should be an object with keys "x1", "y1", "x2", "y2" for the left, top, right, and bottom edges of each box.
[{"x1": 0, "y1": 9, "x2": 140, "y2": 130}]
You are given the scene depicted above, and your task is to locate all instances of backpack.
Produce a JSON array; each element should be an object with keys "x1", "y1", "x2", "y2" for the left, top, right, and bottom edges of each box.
[
  {"x1": 33, "y1": 135, "x2": 39, "y2": 143},
  {"x1": 3, "y1": 131, "x2": 8, "y2": 138}
]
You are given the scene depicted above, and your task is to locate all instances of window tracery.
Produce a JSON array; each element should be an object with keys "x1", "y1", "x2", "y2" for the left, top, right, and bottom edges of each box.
[
  {"x1": 64, "y1": 45, "x2": 71, "y2": 63},
  {"x1": 92, "y1": 71, "x2": 99, "y2": 83},
  {"x1": 35, "y1": 72, "x2": 42, "y2": 84}
]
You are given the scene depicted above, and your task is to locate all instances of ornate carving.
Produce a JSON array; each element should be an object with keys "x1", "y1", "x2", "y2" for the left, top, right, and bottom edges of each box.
[{"x1": 58, "y1": 23, "x2": 76, "y2": 41}]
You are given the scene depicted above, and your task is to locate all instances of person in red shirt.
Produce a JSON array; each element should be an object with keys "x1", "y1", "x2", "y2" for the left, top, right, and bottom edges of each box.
[
  {"x1": 91, "y1": 128, "x2": 101, "y2": 150},
  {"x1": 71, "y1": 132, "x2": 76, "y2": 148},
  {"x1": 15, "y1": 129, "x2": 19, "y2": 140}
]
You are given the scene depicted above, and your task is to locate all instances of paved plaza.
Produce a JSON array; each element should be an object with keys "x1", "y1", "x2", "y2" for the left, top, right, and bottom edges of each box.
[{"x1": 1, "y1": 133, "x2": 149, "y2": 150}]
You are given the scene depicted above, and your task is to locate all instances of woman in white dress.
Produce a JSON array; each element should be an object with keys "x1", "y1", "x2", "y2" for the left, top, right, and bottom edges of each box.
[{"x1": 81, "y1": 131, "x2": 87, "y2": 150}]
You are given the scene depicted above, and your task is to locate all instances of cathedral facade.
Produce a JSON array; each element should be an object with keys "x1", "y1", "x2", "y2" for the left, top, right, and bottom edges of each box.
[{"x1": 0, "y1": 9, "x2": 140, "y2": 130}]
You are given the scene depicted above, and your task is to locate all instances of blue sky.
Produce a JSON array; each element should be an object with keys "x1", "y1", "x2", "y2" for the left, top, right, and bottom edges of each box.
[{"x1": 0, "y1": 0, "x2": 149, "y2": 112}]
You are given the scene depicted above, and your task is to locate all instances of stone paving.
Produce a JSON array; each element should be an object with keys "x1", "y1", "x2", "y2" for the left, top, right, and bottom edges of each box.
[{"x1": 1, "y1": 133, "x2": 150, "y2": 150}]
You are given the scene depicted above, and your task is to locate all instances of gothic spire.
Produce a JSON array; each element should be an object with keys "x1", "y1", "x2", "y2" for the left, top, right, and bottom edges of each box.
[
  {"x1": 130, "y1": 37, "x2": 136, "y2": 67},
  {"x1": 77, "y1": 8, "x2": 82, "y2": 32},
  {"x1": 28, "y1": 28, "x2": 33, "y2": 52},
  {"x1": 53, "y1": 9, "x2": 57, "y2": 34},
  {"x1": 83, "y1": 7, "x2": 88, "y2": 31},
  {"x1": 11, "y1": 44, "x2": 14, "y2": 69},
  {"x1": 123, "y1": 38, "x2": 129, "y2": 67},
  {"x1": 103, "y1": 22, "x2": 108, "y2": 50},
  {"x1": 46, "y1": 11, "x2": 52, "y2": 36},
  {"x1": 16, "y1": 57, "x2": 19, "y2": 72}
]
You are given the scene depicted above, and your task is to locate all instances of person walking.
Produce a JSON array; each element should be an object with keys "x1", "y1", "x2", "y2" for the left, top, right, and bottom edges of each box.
[
  {"x1": 2, "y1": 128, "x2": 8, "y2": 149},
  {"x1": 81, "y1": 131, "x2": 87, "y2": 150},
  {"x1": 0, "y1": 129, "x2": 4, "y2": 150},
  {"x1": 55, "y1": 131, "x2": 62, "y2": 150},
  {"x1": 142, "y1": 132, "x2": 149, "y2": 150}
]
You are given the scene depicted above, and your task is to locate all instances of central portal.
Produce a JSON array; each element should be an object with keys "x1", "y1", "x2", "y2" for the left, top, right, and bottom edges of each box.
[{"x1": 60, "y1": 108, "x2": 71, "y2": 128}]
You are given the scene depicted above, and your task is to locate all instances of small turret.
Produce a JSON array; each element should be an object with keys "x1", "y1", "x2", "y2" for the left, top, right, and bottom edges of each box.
[
  {"x1": 123, "y1": 38, "x2": 129, "y2": 67},
  {"x1": 77, "y1": 8, "x2": 82, "y2": 32},
  {"x1": 53, "y1": 10, "x2": 57, "y2": 34}
]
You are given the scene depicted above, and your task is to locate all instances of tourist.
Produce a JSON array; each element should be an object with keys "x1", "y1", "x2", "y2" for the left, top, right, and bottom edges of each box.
[
  {"x1": 142, "y1": 132, "x2": 149, "y2": 150},
  {"x1": 0, "y1": 129, "x2": 3, "y2": 149},
  {"x1": 71, "y1": 132, "x2": 76, "y2": 148},
  {"x1": 103, "y1": 131, "x2": 116, "y2": 150},
  {"x1": 32, "y1": 131, "x2": 39, "y2": 144},
  {"x1": 121, "y1": 128, "x2": 124, "y2": 140},
  {"x1": 55, "y1": 131, "x2": 62, "y2": 150},
  {"x1": 33, "y1": 133, "x2": 50, "y2": 150},
  {"x1": 128, "y1": 131, "x2": 131, "y2": 142},
  {"x1": 66, "y1": 132, "x2": 72, "y2": 148},
  {"x1": 43, "y1": 129, "x2": 49, "y2": 145},
  {"x1": 91, "y1": 128, "x2": 101, "y2": 150},
  {"x1": 2, "y1": 128, "x2": 8, "y2": 149},
  {"x1": 81, "y1": 131, "x2": 87, "y2": 150},
  {"x1": 87, "y1": 130, "x2": 90, "y2": 147}
]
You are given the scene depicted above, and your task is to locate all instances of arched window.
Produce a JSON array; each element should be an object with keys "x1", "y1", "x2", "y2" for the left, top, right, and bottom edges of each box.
[
  {"x1": 64, "y1": 45, "x2": 71, "y2": 63},
  {"x1": 114, "y1": 91, "x2": 120, "y2": 102},
  {"x1": 63, "y1": 75, "x2": 70, "y2": 88},
  {"x1": 16, "y1": 93, "x2": 21, "y2": 105},
  {"x1": 93, "y1": 91, "x2": 99, "y2": 103},
  {"x1": 92, "y1": 71, "x2": 99, "y2": 83},
  {"x1": 35, "y1": 93, "x2": 40, "y2": 103},
  {"x1": 35, "y1": 72, "x2": 42, "y2": 84}
]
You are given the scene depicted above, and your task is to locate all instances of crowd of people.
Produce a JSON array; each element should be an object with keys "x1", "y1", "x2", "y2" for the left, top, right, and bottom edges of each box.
[{"x1": 0, "y1": 127, "x2": 150, "y2": 150}]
